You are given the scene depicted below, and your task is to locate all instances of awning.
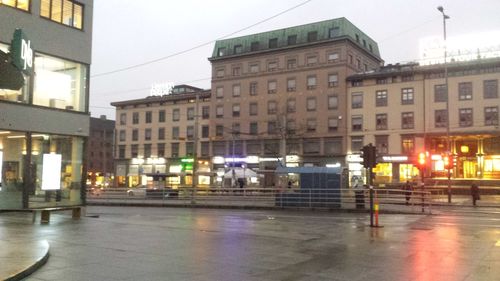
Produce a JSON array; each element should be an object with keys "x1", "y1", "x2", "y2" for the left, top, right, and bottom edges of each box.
[
  {"x1": 224, "y1": 168, "x2": 258, "y2": 179},
  {"x1": 276, "y1": 166, "x2": 341, "y2": 174}
]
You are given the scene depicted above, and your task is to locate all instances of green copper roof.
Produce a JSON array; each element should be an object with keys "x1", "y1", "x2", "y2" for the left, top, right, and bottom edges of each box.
[{"x1": 210, "y1": 18, "x2": 380, "y2": 60}]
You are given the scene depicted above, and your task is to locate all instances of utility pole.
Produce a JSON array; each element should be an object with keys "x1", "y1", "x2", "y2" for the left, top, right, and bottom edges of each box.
[{"x1": 191, "y1": 93, "x2": 199, "y2": 204}]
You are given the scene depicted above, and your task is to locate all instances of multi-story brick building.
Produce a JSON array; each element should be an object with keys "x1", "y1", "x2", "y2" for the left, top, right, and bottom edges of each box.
[
  {"x1": 0, "y1": 0, "x2": 93, "y2": 208},
  {"x1": 87, "y1": 116, "x2": 115, "y2": 187},
  {"x1": 346, "y1": 59, "x2": 500, "y2": 183},
  {"x1": 208, "y1": 18, "x2": 382, "y2": 186},
  {"x1": 112, "y1": 85, "x2": 212, "y2": 188}
]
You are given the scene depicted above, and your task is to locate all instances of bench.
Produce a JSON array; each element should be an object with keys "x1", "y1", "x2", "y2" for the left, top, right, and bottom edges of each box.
[{"x1": 33, "y1": 206, "x2": 83, "y2": 224}]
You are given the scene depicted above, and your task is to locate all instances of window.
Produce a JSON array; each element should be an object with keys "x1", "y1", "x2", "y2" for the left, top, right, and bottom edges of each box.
[
  {"x1": 232, "y1": 67, "x2": 241, "y2": 76},
  {"x1": 217, "y1": 47, "x2": 226, "y2": 56},
  {"x1": 306, "y1": 56, "x2": 318, "y2": 66},
  {"x1": 307, "y1": 31, "x2": 318, "y2": 42},
  {"x1": 402, "y1": 75, "x2": 414, "y2": 82},
  {"x1": 215, "y1": 125, "x2": 223, "y2": 137},
  {"x1": 435, "y1": 110, "x2": 448, "y2": 128},
  {"x1": 216, "y1": 68, "x2": 224, "y2": 78},
  {"x1": 249, "y1": 102, "x2": 258, "y2": 116},
  {"x1": 349, "y1": 54, "x2": 353, "y2": 64},
  {"x1": 434, "y1": 84, "x2": 447, "y2": 102},
  {"x1": 287, "y1": 120, "x2": 296, "y2": 135},
  {"x1": 249, "y1": 64, "x2": 259, "y2": 73},
  {"x1": 303, "y1": 139, "x2": 320, "y2": 154},
  {"x1": 307, "y1": 97, "x2": 316, "y2": 111},
  {"x1": 307, "y1": 119, "x2": 317, "y2": 132},
  {"x1": 3, "y1": 0, "x2": 30, "y2": 11},
  {"x1": 216, "y1": 87, "x2": 224, "y2": 99},
  {"x1": 287, "y1": 99, "x2": 296, "y2": 113},
  {"x1": 157, "y1": 143, "x2": 165, "y2": 158},
  {"x1": 200, "y1": 142, "x2": 209, "y2": 157},
  {"x1": 376, "y1": 114, "x2": 387, "y2": 130},
  {"x1": 232, "y1": 84, "x2": 241, "y2": 97},
  {"x1": 202, "y1": 106, "x2": 210, "y2": 119},
  {"x1": 401, "y1": 88, "x2": 414, "y2": 105},
  {"x1": 145, "y1": 129, "x2": 152, "y2": 141},
  {"x1": 171, "y1": 143, "x2": 179, "y2": 158},
  {"x1": 287, "y1": 35, "x2": 297, "y2": 45},
  {"x1": 158, "y1": 128, "x2": 165, "y2": 140},
  {"x1": 120, "y1": 113, "x2": 126, "y2": 125},
  {"x1": 356, "y1": 59, "x2": 361, "y2": 69},
  {"x1": 351, "y1": 136, "x2": 364, "y2": 152},
  {"x1": 216, "y1": 105, "x2": 224, "y2": 118},
  {"x1": 364, "y1": 64, "x2": 368, "y2": 71},
  {"x1": 484, "y1": 80, "x2": 498, "y2": 98},
  {"x1": 119, "y1": 130, "x2": 126, "y2": 142},
  {"x1": 267, "y1": 101, "x2": 277, "y2": 115},
  {"x1": 376, "y1": 78, "x2": 387, "y2": 85},
  {"x1": 352, "y1": 115, "x2": 363, "y2": 131},
  {"x1": 328, "y1": 74, "x2": 338, "y2": 87},
  {"x1": 307, "y1": 75, "x2": 316, "y2": 90},
  {"x1": 159, "y1": 110, "x2": 165, "y2": 122},
  {"x1": 132, "y1": 112, "x2": 139, "y2": 124},
  {"x1": 352, "y1": 93, "x2": 363, "y2": 108},
  {"x1": 201, "y1": 125, "x2": 209, "y2": 138},
  {"x1": 233, "y1": 44, "x2": 242, "y2": 54},
  {"x1": 185, "y1": 107, "x2": 194, "y2": 120},
  {"x1": 268, "y1": 80, "x2": 277, "y2": 94},
  {"x1": 145, "y1": 111, "x2": 152, "y2": 123},
  {"x1": 328, "y1": 96, "x2": 338, "y2": 110},
  {"x1": 376, "y1": 90, "x2": 388, "y2": 107},
  {"x1": 459, "y1": 82, "x2": 473, "y2": 100},
  {"x1": 187, "y1": 126, "x2": 194, "y2": 140},
  {"x1": 132, "y1": 129, "x2": 138, "y2": 141},
  {"x1": 267, "y1": 61, "x2": 278, "y2": 71},
  {"x1": 250, "y1": 122, "x2": 258, "y2": 135},
  {"x1": 232, "y1": 123, "x2": 240, "y2": 135},
  {"x1": 172, "y1": 127, "x2": 179, "y2": 140},
  {"x1": 485, "y1": 106, "x2": 498, "y2": 125},
  {"x1": 402, "y1": 136, "x2": 415, "y2": 154},
  {"x1": 352, "y1": 79, "x2": 363, "y2": 87},
  {"x1": 40, "y1": 0, "x2": 83, "y2": 29},
  {"x1": 329, "y1": 27, "x2": 340, "y2": 38},
  {"x1": 144, "y1": 144, "x2": 152, "y2": 158},
  {"x1": 250, "y1": 41, "x2": 259, "y2": 51},
  {"x1": 287, "y1": 78, "x2": 296, "y2": 92},
  {"x1": 402, "y1": 112, "x2": 414, "y2": 129},
  {"x1": 287, "y1": 58, "x2": 297, "y2": 69},
  {"x1": 328, "y1": 117, "x2": 339, "y2": 132},
  {"x1": 172, "y1": 109, "x2": 180, "y2": 121},
  {"x1": 249, "y1": 82, "x2": 258, "y2": 96},
  {"x1": 375, "y1": 135, "x2": 389, "y2": 154},
  {"x1": 355, "y1": 34, "x2": 360, "y2": 42},
  {"x1": 327, "y1": 52, "x2": 339, "y2": 62},
  {"x1": 459, "y1": 108, "x2": 473, "y2": 127},
  {"x1": 213, "y1": 141, "x2": 225, "y2": 155},
  {"x1": 267, "y1": 121, "x2": 277, "y2": 134},
  {"x1": 118, "y1": 145, "x2": 125, "y2": 159},
  {"x1": 131, "y1": 144, "x2": 138, "y2": 158},
  {"x1": 269, "y1": 38, "x2": 278, "y2": 48},
  {"x1": 232, "y1": 104, "x2": 240, "y2": 117},
  {"x1": 325, "y1": 138, "x2": 343, "y2": 155}
]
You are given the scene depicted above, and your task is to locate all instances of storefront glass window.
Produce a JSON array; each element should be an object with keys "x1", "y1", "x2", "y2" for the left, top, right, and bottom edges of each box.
[
  {"x1": 0, "y1": 131, "x2": 25, "y2": 209},
  {"x1": 33, "y1": 53, "x2": 88, "y2": 112}
]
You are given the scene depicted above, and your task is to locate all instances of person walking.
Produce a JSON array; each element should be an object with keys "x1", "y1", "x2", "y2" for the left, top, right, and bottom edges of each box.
[
  {"x1": 354, "y1": 181, "x2": 365, "y2": 209},
  {"x1": 471, "y1": 183, "x2": 480, "y2": 206},
  {"x1": 404, "y1": 181, "x2": 412, "y2": 205}
]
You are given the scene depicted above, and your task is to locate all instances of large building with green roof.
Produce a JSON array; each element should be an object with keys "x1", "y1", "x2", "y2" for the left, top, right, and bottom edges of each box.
[{"x1": 208, "y1": 17, "x2": 383, "y2": 187}]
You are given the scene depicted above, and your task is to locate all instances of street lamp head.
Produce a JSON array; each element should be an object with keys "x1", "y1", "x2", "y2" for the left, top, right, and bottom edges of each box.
[
  {"x1": 444, "y1": 15, "x2": 450, "y2": 20},
  {"x1": 437, "y1": 6, "x2": 444, "y2": 12}
]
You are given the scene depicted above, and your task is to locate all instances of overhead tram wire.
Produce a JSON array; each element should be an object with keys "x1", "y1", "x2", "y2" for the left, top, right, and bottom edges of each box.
[{"x1": 90, "y1": 0, "x2": 314, "y2": 78}]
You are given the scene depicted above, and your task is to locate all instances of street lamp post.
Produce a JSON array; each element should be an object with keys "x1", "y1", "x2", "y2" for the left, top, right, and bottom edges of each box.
[{"x1": 437, "y1": 6, "x2": 452, "y2": 203}]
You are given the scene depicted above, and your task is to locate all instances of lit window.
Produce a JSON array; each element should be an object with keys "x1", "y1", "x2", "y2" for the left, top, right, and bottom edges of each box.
[{"x1": 40, "y1": 0, "x2": 83, "y2": 29}]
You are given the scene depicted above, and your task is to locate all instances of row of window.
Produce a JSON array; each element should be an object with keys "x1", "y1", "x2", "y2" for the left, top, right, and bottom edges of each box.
[
  {"x1": 351, "y1": 80, "x2": 498, "y2": 109},
  {"x1": 1, "y1": 0, "x2": 83, "y2": 29},
  {"x1": 216, "y1": 53, "x2": 341, "y2": 78},
  {"x1": 119, "y1": 106, "x2": 211, "y2": 125},
  {"x1": 351, "y1": 106, "x2": 499, "y2": 132},
  {"x1": 118, "y1": 137, "x2": 345, "y2": 159}
]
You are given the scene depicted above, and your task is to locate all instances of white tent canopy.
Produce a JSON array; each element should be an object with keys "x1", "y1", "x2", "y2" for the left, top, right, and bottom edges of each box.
[{"x1": 223, "y1": 168, "x2": 258, "y2": 179}]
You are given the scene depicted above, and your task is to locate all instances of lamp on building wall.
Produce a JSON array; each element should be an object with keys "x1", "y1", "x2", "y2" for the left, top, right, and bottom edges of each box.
[{"x1": 437, "y1": 6, "x2": 452, "y2": 203}]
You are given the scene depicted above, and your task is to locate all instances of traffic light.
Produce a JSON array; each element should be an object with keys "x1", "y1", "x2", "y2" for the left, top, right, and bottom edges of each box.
[
  {"x1": 362, "y1": 144, "x2": 377, "y2": 168},
  {"x1": 443, "y1": 154, "x2": 451, "y2": 170},
  {"x1": 416, "y1": 152, "x2": 427, "y2": 170}
]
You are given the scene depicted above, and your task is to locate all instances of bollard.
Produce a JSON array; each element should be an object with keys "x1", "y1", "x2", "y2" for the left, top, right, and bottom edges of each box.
[{"x1": 374, "y1": 202, "x2": 379, "y2": 227}]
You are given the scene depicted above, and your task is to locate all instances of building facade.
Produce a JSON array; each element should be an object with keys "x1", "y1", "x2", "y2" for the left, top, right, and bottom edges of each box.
[
  {"x1": 208, "y1": 18, "x2": 382, "y2": 186},
  {"x1": 87, "y1": 116, "x2": 115, "y2": 188},
  {"x1": 0, "y1": 0, "x2": 93, "y2": 209},
  {"x1": 346, "y1": 59, "x2": 500, "y2": 183},
  {"x1": 112, "y1": 85, "x2": 212, "y2": 188}
]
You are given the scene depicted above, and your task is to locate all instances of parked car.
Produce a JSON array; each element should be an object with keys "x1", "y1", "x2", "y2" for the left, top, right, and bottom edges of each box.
[
  {"x1": 86, "y1": 185, "x2": 102, "y2": 196},
  {"x1": 127, "y1": 186, "x2": 178, "y2": 198}
]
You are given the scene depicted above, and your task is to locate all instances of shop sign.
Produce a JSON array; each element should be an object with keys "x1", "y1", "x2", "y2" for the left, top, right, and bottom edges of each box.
[
  {"x1": 11, "y1": 29, "x2": 34, "y2": 75},
  {"x1": 382, "y1": 156, "x2": 408, "y2": 162},
  {"x1": 346, "y1": 154, "x2": 363, "y2": 163},
  {"x1": 41, "y1": 153, "x2": 62, "y2": 190}
]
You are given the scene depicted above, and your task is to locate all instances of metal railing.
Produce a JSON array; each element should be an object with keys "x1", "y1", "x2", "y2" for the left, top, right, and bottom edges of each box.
[{"x1": 87, "y1": 187, "x2": 432, "y2": 214}]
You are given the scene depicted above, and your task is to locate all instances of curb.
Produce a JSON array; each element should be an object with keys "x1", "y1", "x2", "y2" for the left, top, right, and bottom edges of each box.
[{"x1": 4, "y1": 240, "x2": 50, "y2": 281}]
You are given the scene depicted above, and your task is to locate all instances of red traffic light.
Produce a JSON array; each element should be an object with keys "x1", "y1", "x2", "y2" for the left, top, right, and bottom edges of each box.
[
  {"x1": 443, "y1": 155, "x2": 450, "y2": 169},
  {"x1": 418, "y1": 152, "x2": 426, "y2": 166}
]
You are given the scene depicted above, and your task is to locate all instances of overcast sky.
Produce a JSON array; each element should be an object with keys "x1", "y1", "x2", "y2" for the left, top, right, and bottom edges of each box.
[{"x1": 89, "y1": 0, "x2": 500, "y2": 119}]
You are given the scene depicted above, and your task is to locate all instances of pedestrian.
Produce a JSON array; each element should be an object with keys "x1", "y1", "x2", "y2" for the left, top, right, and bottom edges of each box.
[
  {"x1": 238, "y1": 178, "x2": 245, "y2": 189},
  {"x1": 288, "y1": 180, "x2": 292, "y2": 189},
  {"x1": 404, "y1": 181, "x2": 412, "y2": 205},
  {"x1": 354, "y1": 181, "x2": 365, "y2": 209},
  {"x1": 471, "y1": 183, "x2": 480, "y2": 206}
]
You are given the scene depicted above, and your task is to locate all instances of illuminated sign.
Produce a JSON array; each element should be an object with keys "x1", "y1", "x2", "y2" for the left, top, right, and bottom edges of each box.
[
  {"x1": 181, "y1": 158, "x2": 194, "y2": 163},
  {"x1": 41, "y1": 153, "x2": 61, "y2": 190},
  {"x1": 326, "y1": 163, "x2": 341, "y2": 168},
  {"x1": 150, "y1": 82, "x2": 174, "y2": 96},
  {"x1": 11, "y1": 29, "x2": 33, "y2": 75},
  {"x1": 346, "y1": 154, "x2": 363, "y2": 163},
  {"x1": 382, "y1": 156, "x2": 408, "y2": 162}
]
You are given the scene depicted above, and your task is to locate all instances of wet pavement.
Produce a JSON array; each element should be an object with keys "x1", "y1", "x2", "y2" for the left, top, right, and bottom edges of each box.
[{"x1": 2, "y1": 206, "x2": 500, "y2": 281}]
